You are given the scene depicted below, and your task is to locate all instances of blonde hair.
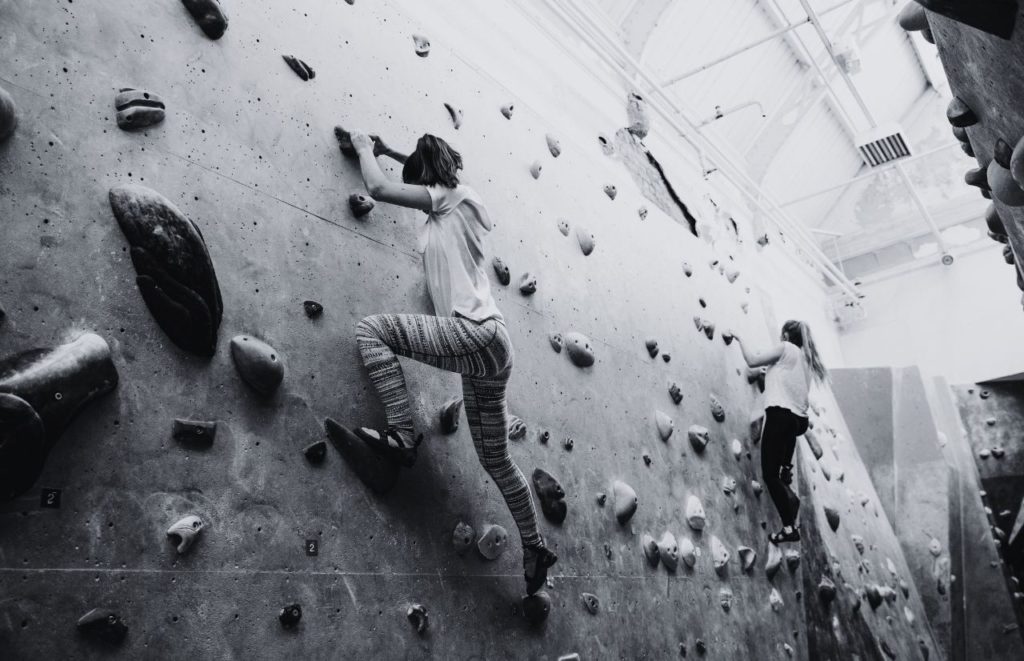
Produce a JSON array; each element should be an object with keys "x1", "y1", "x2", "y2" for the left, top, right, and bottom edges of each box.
[{"x1": 782, "y1": 320, "x2": 828, "y2": 383}]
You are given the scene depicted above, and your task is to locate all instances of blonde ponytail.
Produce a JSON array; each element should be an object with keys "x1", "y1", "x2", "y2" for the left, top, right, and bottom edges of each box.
[{"x1": 782, "y1": 320, "x2": 828, "y2": 384}]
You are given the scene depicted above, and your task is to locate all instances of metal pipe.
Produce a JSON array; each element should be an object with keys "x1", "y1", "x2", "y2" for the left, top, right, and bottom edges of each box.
[{"x1": 698, "y1": 100, "x2": 767, "y2": 127}]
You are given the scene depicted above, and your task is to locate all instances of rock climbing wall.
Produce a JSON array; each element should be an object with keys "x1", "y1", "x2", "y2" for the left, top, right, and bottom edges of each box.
[{"x1": 0, "y1": 1, "x2": 939, "y2": 658}]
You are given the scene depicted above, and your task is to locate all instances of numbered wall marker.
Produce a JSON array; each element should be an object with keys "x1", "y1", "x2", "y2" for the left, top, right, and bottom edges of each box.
[
  {"x1": 305, "y1": 539, "x2": 318, "y2": 556},
  {"x1": 40, "y1": 488, "x2": 62, "y2": 509}
]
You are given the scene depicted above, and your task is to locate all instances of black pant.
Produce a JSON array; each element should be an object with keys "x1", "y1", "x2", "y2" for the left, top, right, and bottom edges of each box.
[{"x1": 760, "y1": 406, "x2": 809, "y2": 527}]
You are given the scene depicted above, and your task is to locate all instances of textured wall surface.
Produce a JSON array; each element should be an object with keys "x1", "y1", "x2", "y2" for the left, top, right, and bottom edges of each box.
[{"x1": 0, "y1": 1, "x2": 939, "y2": 658}]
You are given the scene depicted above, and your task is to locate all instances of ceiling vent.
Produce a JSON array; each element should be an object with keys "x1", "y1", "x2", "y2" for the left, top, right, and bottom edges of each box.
[{"x1": 855, "y1": 123, "x2": 912, "y2": 168}]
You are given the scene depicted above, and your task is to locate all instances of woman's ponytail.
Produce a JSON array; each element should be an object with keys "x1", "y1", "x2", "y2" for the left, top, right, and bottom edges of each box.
[{"x1": 782, "y1": 319, "x2": 829, "y2": 384}]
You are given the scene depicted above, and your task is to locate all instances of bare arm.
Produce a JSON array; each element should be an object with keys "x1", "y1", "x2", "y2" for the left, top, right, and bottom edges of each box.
[
  {"x1": 352, "y1": 133, "x2": 432, "y2": 213},
  {"x1": 372, "y1": 136, "x2": 408, "y2": 164},
  {"x1": 732, "y1": 333, "x2": 785, "y2": 368}
]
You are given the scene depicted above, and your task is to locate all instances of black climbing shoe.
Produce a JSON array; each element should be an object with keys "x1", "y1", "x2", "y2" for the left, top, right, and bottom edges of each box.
[
  {"x1": 780, "y1": 463, "x2": 794, "y2": 486},
  {"x1": 354, "y1": 426, "x2": 422, "y2": 468},
  {"x1": 524, "y1": 543, "x2": 558, "y2": 595},
  {"x1": 769, "y1": 527, "x2": 801, "y2": 545}
]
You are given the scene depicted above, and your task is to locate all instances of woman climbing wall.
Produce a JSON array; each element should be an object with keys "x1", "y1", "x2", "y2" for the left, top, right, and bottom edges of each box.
[
  {"x1": 332, "y1": 130, "x2": 557, "y2": 594},
  {"x1": 730, "y1": 320, "x2": 828, "y2": 544}
]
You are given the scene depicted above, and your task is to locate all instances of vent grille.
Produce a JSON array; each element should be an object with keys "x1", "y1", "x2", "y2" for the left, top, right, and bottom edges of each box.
[{"x1": 855, "y1": 125, "x2": 912, "y2": 168}]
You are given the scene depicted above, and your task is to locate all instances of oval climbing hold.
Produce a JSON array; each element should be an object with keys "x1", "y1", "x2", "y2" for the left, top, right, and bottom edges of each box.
[
  {"x1": 500, "y1": 103, "x2": 514, "y2": 119},
  {"x1": 412, "y1": 34, "x2": 431, "y2": 57},
  {"x1": 658, "y1": 531, "x2": 679, "y2": 571},
  {"x1": 641, "y1": 533, "x2": 660, "y2": 568},
  {"x1": 730, "y1": 438, "x2": 742, "y2": 460},
  {"x1": 710, "y1": 395, "x2": 725, "y2": 422},
  {"x1": 529, "y1": 161, "x2": 542, "y2": 180},
  {"x1": 230, "y1": 335, "x2": 284, "y2": 396},
  {"x1": 549, "y1": 332, "x2": 563, "y2": 353},
  {"x1": 349, "y1": 193, "x2": 375, "y2": 217},
  {"x1": 491, "y1": 257, "x2": 511, "y2": 286},
  {"x1": 557, "y1": 218, "x2": 570, "y2": 236},
  {"x1": 532, "y1": 468, "x2": 567, "y2": 524},
  {"x1": 546, "y1": 134, "x2": 561, "y2": 158},
  {"x1": 685, "y1": 495, "x2": 706, "y2": 530},
  {"x1": 655, "y1": 410, "x2": 674, "y2": 441},
  {"x1": 477, "y1": 524, "x2": 508, "y2": 560},
  {"x1": 575, "y1": 226, "x2": 595, "y2": 256},
  {"x1": 580, "y1": 592, "x2": 599, "y2": 614},
  {"x1": 172, "y1": 419, "x2": 216, "y2": 448},
  {"x1": 166, "y1": 514, "x2": 204, "y2": 554},
  {"x1": 612, "y1": 480, "x2": 638, "y2": 524},
  {"x1": 682, "y1": 262, "x2": 693, "y2": 277},
  {"x1": 947, "y1": 97, "x2": 978, "y2": 128},
  {"x1": 180, "y1": 0, "x2": 229, "y2": 40},
  {"x1": 114, "y1": 88, "x2": 166, "y2": 130},
  {"x1": 564, "y1": 332, "x2": 595, "y2": 367},
  {"x1": 626, "y1": 91, "x2": 650, "y2": 139},
  {"x1": 679, "y1": 536, "x2": 696, "y2": 567},
  {"x1": 710, "y1": 535, "x2": 730, "y2": 574}
]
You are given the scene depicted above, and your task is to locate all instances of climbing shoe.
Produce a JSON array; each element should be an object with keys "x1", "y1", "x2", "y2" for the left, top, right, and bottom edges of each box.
[
  {"x1": 769, "y1": 527, "x2": 801, "y2": 545},
  {"x1": 354, "y1": 426, "x2": 422, "y2": 468},
  {"x1": 523, "y1": 543, "x2": 558, "y2": 595}
]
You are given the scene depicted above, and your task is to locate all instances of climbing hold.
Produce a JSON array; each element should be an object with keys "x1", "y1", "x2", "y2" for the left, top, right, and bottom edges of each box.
[
  {"x1": 866, "y1": 584, "x2": 883, "y2": 609},
  {"x1": 406, "y1": 604, "x2": 428, "y2": 634},
  {"x1": 696, "y1": 640, "x2": 707, "y2": 655},
  {"x1": 278, "y1": 604, "x2": 302, "y2": 629},
  {"x1": 564, "y1": 332, "x2": 595, "y2": 367},
  {"x1": 685, "y1": 495, "x2": 706, "y2": 530},
  {"x1": 349, "y1": 193, "x2": 375, "y2": 217},
  {"x1": 518, "y1": 273, "x2": 538, "y2": 295},
  {"x1": 575, "y1": 226, "x2": 596, "y2": 256},
  {"x1": 719, "y1": 587, "x2": 733, "y2": 612},
  {"x1": 412, "y1": 34, "x2": 431, "y2": 57},
  {"x1": 1011, "y1": 135, "x2": 1024, "y2": 188},
  {"x1": 172, "y1": 419, "x2": 216, "y2": 448},
  {"x1": 751, "y1": 480, "x2": 762, "y2": 497},
  {"x1": 757, "y1": 233, "x2": 769, "y2": 248},
  {"x1": 991, "y1": 446, "x2": 1005, "y2": 458},
  {"x1": 710, "y1": 395, "x2": 725, "y2": 422},
  {"x1": 114, "y1": 88, "x2": 166, "y2": 130},
  {"x1": 557, "y1": 218, "x2": 570, "y2": 236},
  {"x1": 682, "y1": 262, "x2": 693, "y2": 277},
  {"x1": 645, "y1": 339, "x2": 659, "y2": 358},
  {"x1": 477, "y1": 524, "x2": 508, "y2": 560},
  {"x1": 612, "y1": 480, "x2": 638, "y2": 524},
  {"x1": 769, "y1": 588, "x2": 784, "y2": 611},
  {"x1": 965, "y1": 167, "x2": 990, "y2": 191},
  {"x1": 580, "y1": 592, "x2": 599, "y2": 614},
  {"x1": 702, "y1": 321, "x2": 715, "y2": 340},
  {"x1": 324, "y1": 418, "x2": 400, "y2": 495},
  {"x1": 738, "y1": 546, "x2": 756, "y2": 572},
  {"x1": 77, "y1": 608, "x2": 128, "y2": 644},
  {"x1": 996, "y1": 138, "x2": 1014, "y2": 168},
  {"x1": 986, "y1": 417, "x2": 997, "y2": 426},
  {"x1": 529, "y1": 161, "x2": 543, "y2": 179},
  {"x1": 452, "y1": 521, "x2": 475, "y2": 555},
  {"x1": 824, "y1": 506, "x2": 841, "y2": 532},
  {"x1": 721, "y1": 477, "x2": 737, "y2": 496},
  {"x1": 679, "y1": 536, "x2": 696, "y2": 567},
  {"x1": 444, "y1": 103, "x2": 463, "y2": 130},
  {"x1": 879, "y1": 585, "x2": 898, "y2": 604},
  {"x1": 784, "y1": 549, "x2": 800, "y2": 573},
  {"x1": 180, "y1": 0, "x2": 228, "y2": 39},
  {"x1": 687, "y1": 425, "x2": 710, "y2": 453},
  {"x1": 765, "y1": 543, "x2": 782, "y2": 579},
  {"x1": 108, "y1": 184, "x2": 223, "y2": 356},
  {"x1": 900, "y1": 580, "x2": 910, "y2": 599},
  {"x1": 783, "y1": 643, "x2": 794, "y2": 657},
  {"x1": 532, "y1": 468, "x2": 567, "y2": 524},
  {"x1": 721, "y1": 331, "x2": 734, "y2": 345},
  {"x1": 546, "y1": 134, "x2": 562, "y2": 158},
  {"x1": 710, "y1": 535, "x2": 730, "y2": 574},
  {"x1": 897, "y1": 2, "x2": 929, "y2": 31},
  {"x1": 491, "y1": 257, "x2": 511, "y2": 286},
  {"x1": 598, "y1": 134, "x2": 615, "y2": 156},
  {"x1": 988, "y1": 153, "x2": 1024, "y2": 206},
  {"x1": 563, "y1": 437, "x2": 574, "y2": 451},
  {"x1": 230, "y1": 335, "x2": 284, "y2": 395},
  {"x1": 804, "y1": 431, "x2": 824, "y2": 460},
  {"x1": 662, "y1": 354, "x2": 671, "y2": 363},
  {"x1": 548, "y1": 333, "x2": 563, "y2": 353},
  {"x1": 725, "y1": 268, "x2": 740, "y2": 284},
  {"x1": 500, "y1": 103, "x2": 514, "y2": 119},
  {"x1": 818, "y1": 577, "x2": 836, "y2": 605},
  {"x1": 440, "y1": 398, "x2": 462, "y2": 434},
  {"x1": 508, "y1": 415, "x2": 526, "y2": 440},
  {"x1": 303, "y1": 300, "x2": 323, "y2": 318},
  {"x1": 655, "y1": 410, "x2": 674, "y2": 441},
  {"x1": 166, "y1": 515, "x2": 204, "y2": 554},
  {"x1": 851, "y1": 534, "x2": 865, "y2": 555},
  {"x1": 282, "y1": 55, "x2": 315, "y2": 81},
  {"x1": 730, "y1": 438, "x2": 742, "y2": 460},
  {"x1": 641, "y1": 533, "x2": 660, "y2": 567},
  {"x1": 0, "y1": 333, "x2": 118, "y2": 502},
  {"x1": 669, "y1": 382, "x2": 682, "y2": 405},
  {"x1": 638, "y1": 206, "x2": 648, "y2": 220},
  {"x1": 522, "y1": 591, "x2": 551, "y2": 624},
  {"x1": 304, "y1": 440, "x2": 327, "y2": 464},
  {"x1": 626, "y1": 91, "x2": 650, "y2": 139},
  {"x1": 658, "y1": 531, "x2": 680, "y2": 571},
  {"x1": 642, "y1": 450, "x2": 652, "y2": 466},
  {"x1": 947, "y1": 97, "x2": 978, "y2": 127},
  {"x1": 0, "y1": 84, "x2": 16, "y2": 141},
  {"x1": 596, "y1": 492, "x2": 607, "y2": 507},
  {"x1": 603, "y1": 185, "x2": 617, "y2": 200},
  {"x1": 928, "y1": 538, "x2": 941, "y2": 556}
]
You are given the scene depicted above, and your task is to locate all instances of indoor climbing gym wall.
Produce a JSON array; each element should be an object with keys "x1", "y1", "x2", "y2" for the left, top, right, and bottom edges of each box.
[{"x1": 0, "y1": 1, "x2": 943, "y2": 659}]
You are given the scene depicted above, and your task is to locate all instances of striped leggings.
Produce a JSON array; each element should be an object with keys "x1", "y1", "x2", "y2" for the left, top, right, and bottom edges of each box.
[{"x1": 355, "y1": 313, "x2": 541, "y2": 548}]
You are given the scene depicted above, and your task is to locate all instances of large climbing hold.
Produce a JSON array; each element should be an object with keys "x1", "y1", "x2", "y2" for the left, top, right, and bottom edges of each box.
[
  {"x1": 679, "y1": 536, "x2": 696, "y2": 567},
  {"x1": 440, "y1": 398, "x2": 462, "y2": 434},
  {"x1": 114, "y1": 88, "x2": 166, "y2": 130},
  {"x1": 0, "y1": 333, "x2": 118, "y2": 502},
  {"x1": 324, "y1": 418, "x2": 400, "y2": 495},
  {"x1": 77, "y1": 608, "x2": 128, "y2": 644},
  {"x1": 564, "y1": 332, "x2": 595, "y2": 367},
  {"x1": 626, "y1": 91, "x2": 650, "y2": 139},
  {"x1": 612, "y1": 480, "x2": 638, "y2": 524},
  {"x1": 522, "y1": 591, "x2": 551, "y2": 624},
  {"x1": 576, "y1": 226, "x2": 596, "y2": 256},
  {"x1": 655, "y1": 410, "x2": 674, "y2": 441},
  {"x1": 109, "y1": 184, "x2": 223, "y2": 356},
  {"x1": 946, "y1": 96, "x2": 978, "y2": 127},
  {"x1": 180, "y1": 0, "x2": 228, "y2": 39},
  {"x1": 166, "y1": 514, "x2": 204, "y2": 554},
  {"x1": 914, "y1": 0, "x2": 1017, "y2": 39},
  {"x1": 824, "y1": 505, "x2": 841, "y2": 532},
  {"x1": 412, "y1": 34, "x2": 431, "y2": 57},
  {"x1": 685, "y1": 495, "x2": 706, "y2": 530},
  {"x1": 477, "y1": 524, "x2": 508, "y2": 560},
  {"x1": 765, "y1": 543, "x2": 782, "y2": 579},
  {"x1": 0, "y1": 84, "x2": 16, "y2": 141},
  {"x1": 532, "y1": 468, "x2": 567, "y2": 524},
  {"x1": 988, "y1": 140, "x2": 1024, "y2": 206},
  {"x1": 710, "y1": 535, "x2": 730, "y2": 574},
  {"x1": 407, "y1": 604, "x2": 429, "y2": 635},
  {"x1": 230, "y1": 335, "x2": 285, "y2": 396},
  {"x1": 658, "y1": 531, "x2": 679, "y2": 571},
  {"x1": 897, "y1": 2, "x2": 929, "y2": 31},
  {"x1": 688, "y1": 425, "x2": 710, "y2": 453}
]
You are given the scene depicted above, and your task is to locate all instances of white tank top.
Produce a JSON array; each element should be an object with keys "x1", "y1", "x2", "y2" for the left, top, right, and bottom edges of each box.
[{"x1": 763, "y1": 342, "x2": 810, "y2": 417}]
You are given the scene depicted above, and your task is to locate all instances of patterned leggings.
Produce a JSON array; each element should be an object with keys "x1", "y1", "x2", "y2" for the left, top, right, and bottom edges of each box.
[{"x1": 355, "y1": 313, "x2": 541, "y2": 548}]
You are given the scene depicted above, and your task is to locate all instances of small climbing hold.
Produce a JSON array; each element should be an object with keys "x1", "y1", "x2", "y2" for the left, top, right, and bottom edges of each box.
[
  {"x1": 180, "y1": 0, "x2": 228, "y2": 40},
  {"x1": 609, "y1": 479, "x2": 639, "y2": 524},
  {"x1": 655, "y1": 410, "x2": 674, "y2": 441},
  {"x1": 866, "y1": 584, "x2": 883, "y2": 610},
  {"x1": 642, "y1": 450, "x2": 652, "y2": 466},
  {"x1": 682, "y1": 262, "x2": 693, "y2": 277},
  {"x1": 725, "y1": 268, "x2": 740, "y2": 284},
  {"x1": 324, "y1": 418, "x2": 400, "y2": 495},
  {"x1": 532, "y1": 468, "x2": 567, "y2": 524},
  {"x1": 730, "y1": 438, "x2": 742, "y2": 460},
  {"x1": 721, "y1": 331, "x2": 733, "y2": 345},
  {"x1": 687, "y1": 425, "x2": 710, "y2": 453},
  {"x1": 575, "y1": 226, "x2": 596, "y2": 256},
  {"x1": 685, "y1": 495, "x2": 706, "y2": 530},
  {"x1": 114, "y1": 88, "x2": 166, "y2": 130},
  {"x1": 784, "y1": 549, "x2": 800, "y2": 573},
  {"x1": 529, "y1": 161, "x2": 543, "y2": 179},
  {"x1": 172, "y1": 419, "x2": 216, "y2": 448},
  {"x1": 563, "y1": 437, "x2": 574, "y2": 451},
  {"x1": 979, "y1": 448, "x2": 991, "y2": 460},
  {"x1": 412, "y1": 34, "x2": 431, "y2": 57},
  {"x1": 546, "y1": 134, "x2": 562, "y2": 158},
  {"x1": 626, "y1": 91, "x2": 650, "y2": 138},
  {"x1": 765, "y1": 543, "x2": 782, "y2": 579},
  {"x1": 980, "y1": 389, "x2": 991, "y2": 399},
  {"x1": 500, "y1": 103, "x2": 514, "y2": 119},
  {"x1": 721, "y1": 477, "x2": 737, "y2": 496},
  {"x1": 558, "y1": 655, "x2": 581, "y2": 661},
  {"x1": 757, "y1": 233, "x2": 769, "y2": 248},
  {"x1": 851, "y1": 534, "x2": 865, "y2": 555},
  {"x1": 709, "y1": 395, "x2": 725, "y2": 423},
  {"x1": 986, "y1": 417, "x2": 997, "y2": 426},
  {"x1": 679, "y1": 536, "x2": 696, "y2": 567},
  {"x1": 278, "y1": 603, "x2": 301, "y2": 629},
  {"x1": 641, "y1": 533, "x2": 660, "y2": 567},
  {"x1": 557, "y1": 218, "x2": 570, "y2": 236},
  {"x1": 166, "y1": 515, "x2": 204, "y2": 554},
  {"x1": 303, "y1": 300, "x2": 324, "y2": 318},
  {"x1": 783, "y1": 643, "x2": 794, "y2": 657},
  {"x1": 669, "y1": 382, "x2": 683, "y2": 405},
  {"x1": 738, "y1": 546, "x2": 756, "y2": 572},
  {"x1": 452, "y1": 521, "x2": 475, "y2": 555},
  {"x1": 769, "y1": 588, "x2": 784, "y2": 611},
  {"x1": 477, "y1": 523, "x2": 508, "y2": 560},
  {"x1": 662, "y1": 354, "x2": 671, "y2": 363},
  {"x1": 77, "y1": 607, "x2": 129, "y2": 644},
  {"x1": 710, "y1": 535, "x2": 730, "y2": 574},
  {"x1": 230, "y1": 335, "x2": 284, "y2": 396},
  {"x1": 518, "y1": 273, "x2": 538, "y2": 296},
  {"x1": 991, "y1": 446, "x2": 1005, "y2": 458},
  {"x1": 696, "y1": 640, "x2": 707, "y2": 655},
  {"x1": 751, "y1": 480, "x2": 763, "y2": 497},
  {"x1": 581, "y1": 592, "x2": 599, "y2": 615},
  {"x1": 603, "y1": 185, "x2": 617, "y2": 200},
  {"x1": 880, "y1": 585, "x2": 898, "y2": 604},
  {"x1": 440, "y1": 398, "x2": 462, "y2": 434},
  {"x1": 702, "y1": 321, "x2": 715, "y2": 340},
  {"x1": 900, "y1": 579, "x2": 910, "y2": 599},
  {"x1": 818, "y1": 577, "x2": 837, "y2": 605},
  {"x1": 549, "y1": 332, "x2": 563, "y2": 353},
  {"x1": 824, "y1": 506, "x2": 841, "y2": 532},
  {"x1": 348, "y1": 193, "x2": 375, "y2": 218},
  {"x1": 491, "y1": 257, "x2": 511, "y2": 286},
  {"x1": 645, "y1": 339, "x2": 659, "y2": 358},
  {"x1": 598, "y1": 134, "x2": 614, "y2": 155},
  {"x1": 947, "y1": 97, "x2": 978, "y2": 127},
  {"x1": 522, "y1": 591, "x2": 551, "y2": 624},
  {"x1": 303, "y1": 440, "x2": 327, "y2": 464},
  {"x1": 638, "y1": 206, "x2": 648, "y2": 220},
  {"x1": 719, "y1": 586, "x2": 733, "y2": 613},
  {"x1": 928, "y1": 538, "x2": 941, "y2": 557},
  {"x1": 443, "y1": 103, "x2": 463, "y2": 130},
  {"x1": 596, "y1": 492, "x2": 607, "y2": 507},
  {"x1": 508, "y1": 415, "x2": 526, "y2": 440},
  {"x1": 405, "y1": 603, "x2": 429, "y2": 634},
  {"x1": 282, "y1": 55, "x2": 315, "y2": 81},
  {"x1": 564, "y1": 332, "x2": 595, "y2": 367}
]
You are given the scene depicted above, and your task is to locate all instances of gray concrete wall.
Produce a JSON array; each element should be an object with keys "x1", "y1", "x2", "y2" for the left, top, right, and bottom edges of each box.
[{"x1": 0, "y1": 1, "x2": 940, "y2": 659}]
